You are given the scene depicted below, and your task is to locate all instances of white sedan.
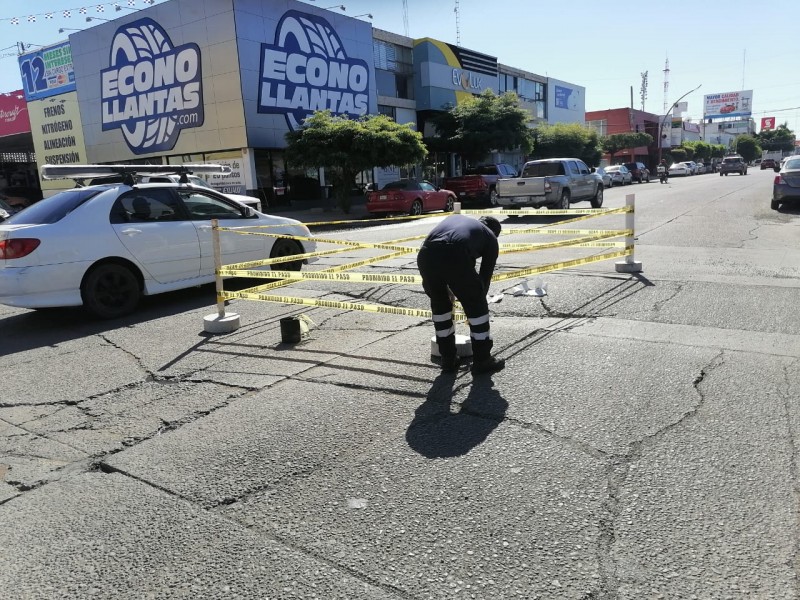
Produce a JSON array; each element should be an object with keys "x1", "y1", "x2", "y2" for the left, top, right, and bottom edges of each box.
[
  {"x1": 0, "y1": 180, "x2": 315, "y2": 318},
  {"x1": 668, "y1": 163, "x2": 691, "y2": 177}
]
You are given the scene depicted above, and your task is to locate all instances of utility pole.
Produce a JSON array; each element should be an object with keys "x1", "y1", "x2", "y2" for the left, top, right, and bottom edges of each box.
[
  {"x1": 640, "y1": 71, "x2": 648, "y2": 112},
  {"x1": 658, "y1": 84, "x2": 702, "y2": 164}
]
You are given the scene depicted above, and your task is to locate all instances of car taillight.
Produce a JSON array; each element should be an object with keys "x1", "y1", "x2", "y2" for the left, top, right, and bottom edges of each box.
[
  {"x1": 544, "y1": 179, "x2": 552, "y2": 193},
  {"x1": 0, "y1": 238, "x2": 40, "y2": 259},
  {"x1": 774, "y1": 175, "x2": 783, "y2": 185}
]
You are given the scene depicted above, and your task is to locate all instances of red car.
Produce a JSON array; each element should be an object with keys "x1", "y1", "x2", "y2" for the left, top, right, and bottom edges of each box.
[{"x1": 366, "y1": 180, "x2": 456, "y2": 216}]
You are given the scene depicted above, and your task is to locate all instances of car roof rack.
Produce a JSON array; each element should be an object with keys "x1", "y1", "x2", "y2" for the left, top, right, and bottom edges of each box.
[{"x1": 40, "y1": 164, "x2": 231, "y2": 186}]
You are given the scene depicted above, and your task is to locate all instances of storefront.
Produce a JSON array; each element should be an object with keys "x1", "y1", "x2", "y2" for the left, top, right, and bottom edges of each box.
[{"x1": 20, "y1": 0, "x2": 377, "y2": 203}]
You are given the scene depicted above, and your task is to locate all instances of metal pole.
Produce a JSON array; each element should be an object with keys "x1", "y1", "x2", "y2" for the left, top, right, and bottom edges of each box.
[
  {"x1": 615, "y1": 194, "x2": 642, "y2": 273},
  {"x1": 658, "y1": 84, "x2": 702, "y2": 164},
  {"x1": 212, "y1": 218, "x2": 225, "y2": 318}
]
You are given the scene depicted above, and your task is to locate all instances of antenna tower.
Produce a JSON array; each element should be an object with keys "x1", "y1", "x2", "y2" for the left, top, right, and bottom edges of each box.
[
  {"x1": 402, "y1": 0, "x2": 409, "y2": 37},
  {"x1": 455, "y1": 0, "x2": 461, "y2": 45},
  {"x1": 662, "y1": 57, "x2": 670, "y2": 114},
  {"x1": 640, "y1": 70, "x2": 648, "y2": 112}
]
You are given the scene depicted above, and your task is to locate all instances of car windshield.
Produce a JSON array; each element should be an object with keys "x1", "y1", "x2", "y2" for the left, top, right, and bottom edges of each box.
[
  {"x1": 3, "y1": 187, "x2": 111, "y2": 225},
  {"x1": 0, "y1": 198, "x2": 12, "y2": 211},
  {"x1": 784, "y1": 159, "x2": 800, "y2": 170},
  {"x1": 606, "y1": 166, "x2": 621, "y2": 172}
]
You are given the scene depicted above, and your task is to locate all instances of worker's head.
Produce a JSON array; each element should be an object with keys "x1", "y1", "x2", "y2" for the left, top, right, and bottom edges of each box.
[{"x1": 479, "y1": 215, "x2": 502, "y2": 238}]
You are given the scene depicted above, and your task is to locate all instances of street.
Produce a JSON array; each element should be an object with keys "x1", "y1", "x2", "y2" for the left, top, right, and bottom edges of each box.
[{"x1": 2, "y1": 168, "x2": 800, "y2": 599}]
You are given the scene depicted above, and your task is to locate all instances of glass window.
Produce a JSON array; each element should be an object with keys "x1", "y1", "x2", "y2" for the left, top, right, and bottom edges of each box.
[
  {"x1": 115, "y1": 188, "x2": 183, "y2": 223},
  {"x1": 179, "y1": 191, "x2": 244, "y2": 220},
  {"x1": 578, "y1": 161, "x2": 590, "y2": 175},
  {"x1": 376, "y1": 68, "x2": 397, "y2": 97},
  {"x1": 378, "y1": 105, "x2": 396, "y2": 120},
  {"x1": 567, "y1": 161, "x2": 579, "y2": 175},
  {"x1": 420, "y1": 181, "x2": 436, "y2": 191},
  {"x1": 6, "y1": 187, "x2": 106, "y2": 225}
]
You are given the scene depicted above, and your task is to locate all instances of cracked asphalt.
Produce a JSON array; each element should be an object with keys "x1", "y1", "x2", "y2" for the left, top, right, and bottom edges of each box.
[{"x1": 2, "y1": 170, "x2": 800, "y2": 599}]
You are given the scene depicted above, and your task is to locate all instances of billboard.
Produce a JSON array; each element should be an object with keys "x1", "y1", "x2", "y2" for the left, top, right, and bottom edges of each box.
[
  {"x1": 703, "y1": 90, "x2": 752, "y2": 119},
  {"x1": 761, "y1": 117, "x2": 775, "y2": 131},
  {"x1": 18, "y1": 42, "x2": 77, "y2": 101},
  {"x1": 0, "y1": 90, "x2": 30, "y2": 137}
]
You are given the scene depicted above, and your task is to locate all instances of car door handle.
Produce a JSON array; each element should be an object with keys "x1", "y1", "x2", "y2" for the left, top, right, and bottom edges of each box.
[{"x1": 119, "y1": 228, "x2": 143, "y2": 236}]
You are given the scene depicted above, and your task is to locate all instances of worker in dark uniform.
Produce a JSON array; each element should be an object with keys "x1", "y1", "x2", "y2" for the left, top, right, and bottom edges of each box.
[{"x1": 417, "y1": 214, "x2": 505, "y2": 375}]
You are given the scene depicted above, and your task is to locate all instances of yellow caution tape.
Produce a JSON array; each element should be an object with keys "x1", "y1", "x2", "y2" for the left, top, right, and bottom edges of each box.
[
  {"x1": 461, "y1": 206, "x2": 631, "y2": 216},
  {"x1": 219, "y1": 268, "x2": 424, "y2": 284},
  {"x1": 505, "y1": 227, "x2": 633, "y2": 236},
  {"x1": 220, "y1": 290, "x2": 436, "y2": 318},
  {"x1": 492, "y1": 248, "x2": 633, "y2": 282},
  {"x1": 499, "y1": 231, "x2": 624, "y2": 254}
]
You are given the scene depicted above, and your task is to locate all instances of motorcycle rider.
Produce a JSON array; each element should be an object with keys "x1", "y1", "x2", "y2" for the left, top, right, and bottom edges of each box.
[{"x1": 658, "y1": 158, "x2": 669, "y2": 183}]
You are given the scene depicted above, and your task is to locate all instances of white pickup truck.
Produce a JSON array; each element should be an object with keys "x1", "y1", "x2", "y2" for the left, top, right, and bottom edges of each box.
[{"x1": 496, "y1": 158, "x2": 605, "y2": 209}]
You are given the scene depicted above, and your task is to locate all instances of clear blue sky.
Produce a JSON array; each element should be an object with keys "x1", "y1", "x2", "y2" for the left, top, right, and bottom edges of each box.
[{"x1": 2, "y1": 0, "x2": 799, "y2": 135}]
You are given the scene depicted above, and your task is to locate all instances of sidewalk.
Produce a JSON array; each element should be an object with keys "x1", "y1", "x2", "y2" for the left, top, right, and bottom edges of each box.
[{"x1": 265, "y1": 194, "x2": 370, "y2": 224}]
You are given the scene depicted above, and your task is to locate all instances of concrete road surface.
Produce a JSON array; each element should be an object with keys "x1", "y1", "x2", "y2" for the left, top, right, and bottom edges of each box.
[{"x1": 1, "y1": 169, "x2": 799, "y2": 599}]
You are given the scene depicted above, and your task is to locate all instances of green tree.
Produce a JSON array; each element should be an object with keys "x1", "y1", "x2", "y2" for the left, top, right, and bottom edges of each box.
[
  {"x1": 710, "y1": 144, "x2": 727, "y2": 158},
  {"x1": 531, "y1": 122, "x2": 602, "y2": 166},
  {"x1": 601, "y1": 132, "x2": 654, "y2": 163},
  {"x1": 670, "y1": 147, "x2": 688, "y2": 163},
  {"x1": 683, "y1": 140, "x2": 711, "y2": 161},
  {"x1": 427, "y1": 90, "x2": 533, "y2": 163},
  {"x1": 285, "y1": 111, "x2": 427, "y2": 213},
  {"x1": 757, "y1": 123, "x2": 795, "y2": 153},
  {"x1": 735, "y1": 134, "x2": 761, "y2": 162}
]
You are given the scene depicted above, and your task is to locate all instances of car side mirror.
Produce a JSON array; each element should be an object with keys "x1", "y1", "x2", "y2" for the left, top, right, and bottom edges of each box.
[{"x1": 590, "y1": 167, "x2": 596, "y2": 173}]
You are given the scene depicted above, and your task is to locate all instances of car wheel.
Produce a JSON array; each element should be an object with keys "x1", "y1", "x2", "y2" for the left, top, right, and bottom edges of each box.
[
  {"x1": 81, "y1": 262, "x2": 141, "y2": 319},
  {"x1": 771, "y1": 198, "x2": 780, "y2": 210},
  {"x1": 409, "y1": 200, "x2": 423, "y2": 216},
  {"x1": 445, "y1": 195, "x2": 455, "y2": 212},
  {"x1": 488, "y1": 188, "x2": 499, "y2": 207},
  {"x1": 556, "y1": 189, "x2": 570, "y2": 209},
  {"x1": 590, "y1": 184, "x2": 603, "y2": 208},
  {"x1": 270, "y1": 239, "x2": 305, "y2": 272}
]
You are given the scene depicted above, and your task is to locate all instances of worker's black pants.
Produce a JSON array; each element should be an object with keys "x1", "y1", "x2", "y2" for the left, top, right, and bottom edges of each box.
[{"x1": 417, "y1": 243, "x2": 493, "y2": 361}]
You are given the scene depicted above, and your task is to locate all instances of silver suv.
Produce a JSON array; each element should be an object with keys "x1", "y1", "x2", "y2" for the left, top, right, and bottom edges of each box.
[{"x1": 719, "y1": 155, "x2": 748, "y2": 176}]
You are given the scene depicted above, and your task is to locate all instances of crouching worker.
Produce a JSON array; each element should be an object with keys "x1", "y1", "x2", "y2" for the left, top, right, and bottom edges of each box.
[{"x1": 417, "y1": 214, "x2": 505, "y2": 375}]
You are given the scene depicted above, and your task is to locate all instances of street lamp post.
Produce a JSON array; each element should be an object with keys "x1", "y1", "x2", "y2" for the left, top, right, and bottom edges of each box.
[{"x1": 658, "y1": 84, "x2": 702, "y2": 164}]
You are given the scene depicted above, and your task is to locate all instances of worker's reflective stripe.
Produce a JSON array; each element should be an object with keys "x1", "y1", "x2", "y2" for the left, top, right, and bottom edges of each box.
[
  {"x1": 470, "y1": 331, "x2": 491, "y2": 341},
  {"x1": 468, "y1": 314, "x2": 490, "y2": 326},
  {"x1": 435, "y1": 326, "x2": 455, "y2": 337},
  {"x1": 432, "y1": 312, "x2": 453, "y2": 322}
]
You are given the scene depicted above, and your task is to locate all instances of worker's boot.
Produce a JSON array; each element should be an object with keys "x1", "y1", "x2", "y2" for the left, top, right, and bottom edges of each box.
[
  {"x1": 470, "y1": 339, "x2": 505, "y2": 375},
  {"x1": 437, "y1": 334, "x2": 460, "y2": 373}
]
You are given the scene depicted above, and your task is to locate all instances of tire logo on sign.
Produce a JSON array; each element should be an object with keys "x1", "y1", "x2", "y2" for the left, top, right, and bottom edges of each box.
[
  {"x1": 100, "y1": 18, "x2": 204, "y2": 154},
  {"x1": 257, "y1": 10, "x2": 370, "y2": 130}
]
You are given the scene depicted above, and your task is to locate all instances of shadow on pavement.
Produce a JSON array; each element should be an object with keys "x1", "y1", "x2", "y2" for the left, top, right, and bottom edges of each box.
[{"x1": 406, "y1": 373, "x2": 508, "y2": 459}]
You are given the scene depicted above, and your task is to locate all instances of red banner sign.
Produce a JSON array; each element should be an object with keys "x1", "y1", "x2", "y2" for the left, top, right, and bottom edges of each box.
[
  {"x1": 0, "y1": 90, "x2": 31, "y2": 137},
  {"x1": 761, "y1": 117, "x2": 776, "y2": 131}
]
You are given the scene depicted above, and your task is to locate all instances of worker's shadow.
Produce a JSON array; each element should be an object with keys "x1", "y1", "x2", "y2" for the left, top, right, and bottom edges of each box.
[{"x1": 405, "y1": 371, "x2": 508, "y2": 458}]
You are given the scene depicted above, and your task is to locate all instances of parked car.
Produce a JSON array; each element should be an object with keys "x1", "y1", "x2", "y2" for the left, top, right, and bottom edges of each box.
[
  {"x1": 595, "y1": 167, "x2": 613, "y2": 188},
  {"x1": 719, "y1": 155, "x2": 748, "y2": 176},
  {"x1": 605, "y1": 164, "x2": 633, "y2": 186},
  {"x1": 623, "y1": 162, "x2": 650, "y2": 183},
  {"x1": 761, "y1": 159, "x2": 777, "y2": 170},
  {"x1": 682, "y1": 161, "x2": 698, "y2": 175},
  {"x1": 668, "y1": 162, "x2": 690, "y2": 177},
  {"x1": 771, "y1": 155, "x2": 800, "y2": 210},
  {"x1": 442, "y1": 163, "x2": 518, "y2": 206},
  {"x1": 695, "y1": 162, "x2": 706, "y2": 174},
  {"x1": 0, "y1": 186, "x2": 43, "y2": 211},
  {"x1": 366, "y1": 179, "x2": 456, "y2": 216},
  {"x1": 496, "y1": 158, "x2": 604, "y2": 209},
  {"x1": 0, "y1": 197, "x2": 14, "y2": 222},
  {"x1": 0, "y1": 165, "x2": 316, "y2": 319}
]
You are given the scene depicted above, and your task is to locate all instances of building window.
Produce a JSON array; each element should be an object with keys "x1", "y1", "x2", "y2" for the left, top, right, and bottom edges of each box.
[{"x1": 378, "y1": 105, "x2": 396, "y2": 120}]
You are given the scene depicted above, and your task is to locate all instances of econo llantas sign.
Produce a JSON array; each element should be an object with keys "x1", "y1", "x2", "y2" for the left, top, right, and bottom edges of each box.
[
  {"x1": 100, "y1": 18, "x2": 204, "y2": 154},
  {"x1": 257, "y1": 10, "x2": 370, "y2": 130}
]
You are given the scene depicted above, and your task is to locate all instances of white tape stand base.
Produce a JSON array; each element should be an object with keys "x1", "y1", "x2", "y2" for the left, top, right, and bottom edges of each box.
[
  {"x1": 430, "y1": 334, "x2": 473, "y2": 358},
  {"x1": 615, "y1": 260, "x2": 643, "y2": 273},
  {"x1": 203, "y1": 312, "x2": 242, "y2": 334}
]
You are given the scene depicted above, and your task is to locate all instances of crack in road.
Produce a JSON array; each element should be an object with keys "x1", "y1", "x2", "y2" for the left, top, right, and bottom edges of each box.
[{"x1": 592, "y1": 350, "x2": 725, "y2": 598}]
